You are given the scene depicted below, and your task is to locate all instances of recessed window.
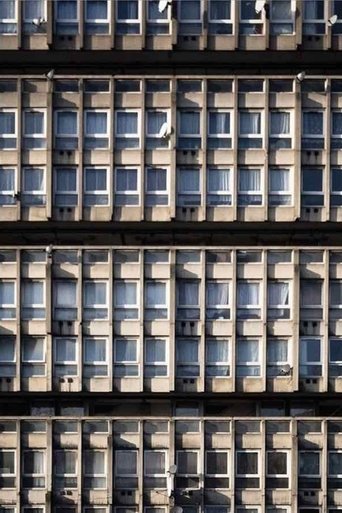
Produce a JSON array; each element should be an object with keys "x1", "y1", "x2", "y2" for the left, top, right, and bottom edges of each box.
[
  {"x1": 114, "y1": 281, "x2": 139, "y2": 320},
  {"x1": 238, "y1": 111, "x2": 262, "y2": 149},
  {"x1": 54, "y1": 110, "x2": 78, "y2": 150},
  {"x1": 238, "y1": 168, "x2": 262, "y2": 206},
  {"x1": 144, "y1": 281, "x2": 168, "y2": 320},
  {"x1": 84, "y1": 80, "x2": 110, "y2": 93},
  {"x1": 23, "y1": 0, "x2": 46, "y2": 34},
  {"x1": 303, "y1": 0, "x2": 325, "y2": 35},
  {"x1": 331, "y1": 167, "x2": 342, "y2": 206},
  {"x1": 114, "y1": 338, "x2": 139, "y2": 377},
  {"x1": 301, "y1": 167, "x2": 324, "y2": 207},
  {"x1": 270, "y1": 0, "x2": 294, "y2": 35},
  {"x1": 0, "y1": 0, "x2": 17, "y2": 35},
  {"x1": 84, "y1": 110, "x2": 109, "y2": 149},
  {"x1": 0, "y1": 167, "x2": 16, "y2": 205},
  {"x1": 22, "y1": 167, "x2": 46, "y2": 206},
  {"x1": 83, "y1": 281, "x2": 108, "y2": 320},
  {"x1": 115, "y1": 110, "x2": 140, "y2": 149},
  {"x1": 53, "y1": 337, "x2": 78, "y2": 377},
  {"x1": 177, "y1": 280, "x2": 200, "y2": 320},
  {"x1": 267, "y1": 338, "x2": 290, "y2": 377},
  {"x1": 239, "y1": 1, "x2": 263, "y2": 35},
  {"x1": 115, "y1": 167, "x2": 139, "y2": 206},
  {"x1": 302, "y1": 111, "x2": 324, "y2": 149},
  {"x1": 0, "y1": 110, "x2": 16, "y2": 149},
  {"x1": 206, "y1": 281, "x2": 230, "y2": 319},
  {"x1": 116, "y1": 0, "x2": 140, "y2": 34},
  {"x1": 267, "y1": 281, "x2": 290, "y2": 319},
  {"x1": 177, "y1": 110, "x2": 201, "y2": 149},
  {"x1": 177, "y1": 167, "x2": 201, "y2": 206},
  {"x1": 54, "y1": 0, "x2": 78, "y2": 34},
  {"x1": 178, "y1": 0, "x2": 202, "y2": 35},
  {"x1": 54, "y1": 167, "x2": 78, "y2": 207},
  {"x1": 21, "y1": 280, "x2": 45, "y2": 319},
  {"x1": 84, "y1": 167, "x2": 109, "y2": 206},
  {"x1": 23, "y1": 110, "x2": 46, "y2": 149},
  {"x1": 145, "y1": 167, "x2": 168, "y2": 206},
  {"x1": 269, "y1": 111, "x2": 292, "y2": 149},
  {"x1": 147, "y1": 0, "x2": 170, "y2": 35},
  {"x1": 269, "y1": 167, "x2": 291, "y2": 205},
  {"x1": 144, "y1": 338, "x2": 167, "y2": 377},
  {"x1": 22, "y1": 336, "x2": 46, "y2": 378},
  {"x1": 176, "y1": 338, "x2": 199, "y2": 377},
  {"x1": 53, "y1": 280, "x2": 77, "y2": 320},
  {"x1": 236, "y1": 338, "x2": 260, "y2": 377},
  {"x1": 85, "y1": 0, "x2": 109, "y2": 34},
  {"x1": 300, "y1": 337, "x2": 322, "y2": 377},
  {"x1": 208, "y1": 0, "x2": 232, "y2": 34},
  {"x1": 146, "y1": 110, "x2": 170, "y2": 149},
  {"x1": 205, "y1": 338, "x2": 230, "y2": 377},
  {"x1": 207, "y1": 110, "x2": 231, "y2": 149}
]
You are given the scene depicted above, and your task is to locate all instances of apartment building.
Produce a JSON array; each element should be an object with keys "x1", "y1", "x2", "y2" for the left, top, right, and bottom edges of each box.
[{"x1": 1, "y1": 1, "x2": 342, "y2": 513}]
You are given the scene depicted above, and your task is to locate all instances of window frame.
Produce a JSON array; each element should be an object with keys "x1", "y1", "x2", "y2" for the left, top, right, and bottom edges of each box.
[
  {"x1": 235, "y1": 450, "x2": 260, "y2": 478},
  {"x1": 114, "y1": 166, "x2": 140, "y2": 205},
  {"x1": 115, "y1": 109, "x2": 140, "y2": 145},
  {"x1": 115, "y1": 450, "x2": 138, "y2": 477},
  {"x1": 0, "y1": 109, "x2": 17, "y2": 149},
  {"x1": 143, "y1": 449, "x2": 167, "y2": 478},
  {"x1": 54, "y1": 109, "x2": 78, "y2": 149},
  {"x1": 176, "y1": 449, "x2": 200, "y2": 477},
  {"x1": 83, "y1": 280, "x2": 108, "y2": 319},
  {"x1": 144, "y1": 337, "x2": 168, "y2": 377},
  {"x1": 22, "y1": 166, "x2": 46, "y2": 204},
  {"x1": 22, "y1": 108, "x2": 46, "y2": 148},
  {"x1": 205, "y1": 450, "x2": 229, "y2": 477},
  {"x1": 266, "y1": 450, "x2": 290, "y2": 479},
  {"x1": 145, "y1": 166, "x2": 169, "y2": 206},
  {"x1": 83, "y1": 449, "x2": 107, "y2": 489},
  {"x1": 53, "y1": 167, "x2": 78, "y2": 206},
  {"x1": 83, "y1": 166, "x2": 109, "y2": 206}
]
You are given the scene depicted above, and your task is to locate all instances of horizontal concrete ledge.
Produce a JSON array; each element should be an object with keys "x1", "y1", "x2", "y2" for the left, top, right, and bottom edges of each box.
[
  {"x1": 0, "y1": 50, "x2": 342, "y2": 74},
  {"x1": 0, "y1": 221, "x2": 340, "y2": 245}
]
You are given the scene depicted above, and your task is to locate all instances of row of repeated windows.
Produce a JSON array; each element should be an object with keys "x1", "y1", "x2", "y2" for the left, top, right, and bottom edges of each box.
[
  {"x1": 0, "y1": 418, "x2": 341, "y2": 495},
  {"x1": 1, "y1": 0, "x2": 342, "y2": 37},
  {"x1": 0, "y1": 333, "x2": 341, "y2": 380},
  {"x1": 2, "y1": 107, "x2": 342, "y2": 151},
  {"x1": 0, "y1": 165, "x2": 340, "y2": 209},
  {"x1": 2, "y1": 77, "x2": 341, "y2": 93}
]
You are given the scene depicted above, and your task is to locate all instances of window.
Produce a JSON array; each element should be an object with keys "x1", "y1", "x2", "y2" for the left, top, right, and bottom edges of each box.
[
  {"x1": 145, "y1": 167, "x2": 168, "y2": 206},
  {"x1": 0, "y1": 336, "x2": 15, "y2": 377},
  {"x1": 330, "y1": 281, "x2": 342, "y2": 319},
  {"x1": 144, "y1": 450, "x2": 167, "y2": 487},
  {"x1": 267, "y1": 339, "x2": 290, "y2": 377},
  {"x1": 267, "y1": 281, "x2": 290, "y2": 319},
  {"x1": 146, "y1": 80, "x2": 170, "y2": 93},
  {"x1": 85, "y1": 0, "x2": 109, "y2": 34},
  {"x1": 329, "y1": 338, "x2": 342, "y2": 376},
  {"x1": 177, "y1": 167, "x2": 201, "y2": 206},
  {"x1": 329, "y1": 452, "x2": 342, "y2": 477},
  {"x1": 23, "y1": 110, "x2": 46, "y2": 149},
  {"x1": 267, "y1": 450, "x2": 289, "y2": 480},
  {"x1": 237, "y1": 281, "x2": 261, "y2": 319},
  {"x1": 0, "y1": 280, "x2": 15, "y2": 319},
  {"x1": 145, "y1": 281, "x2": 167, "y2": 320},
  {"x1": 21, "y1": 280, "x2": 45, "y2": 319},
  {"x1": 237, "y1": 250, "x2": 262, "y2": 263},
  {"x1": 205, "y1": 338, "x2": 230, "y2": 377},
  {"x1": 238, "y1": 168, "x2": 262, "y2": 205},
  {"x1": 177, "y1": 111, "x2": 201, "y2": 149},
  {"x1": 269, "y1": 79, "x2": 293, "y2": 92},
  {"x1": 0, "y1": 167, "x2": 15, "y2": 205},
  {"x1": 54, "y1": 450, "x2": 78, "y2": 488},
  {"x1": 332, "y1": 111, "x2": 342, "y2": 149},
  {"x1": 147, "y1": 0, "x2": 170, "y2": 35},
  {"x1": 114, "y1": 281, "x2": 138, "y2": 320},
  {"x1": 302, "y1": 111, "x2": 324, "y2": 149},
  {"x1": 54, "y1": 111, "x2": 78, "y2": 150},
  {"x1": 300, "y1": 279, "x2": 323, "y2": 318},
  {"x1": 0, "y1": 110, "x2": 16, "y2": 149},
  {"x1": 0, "y1": 0, "x2": 16, "y2": 34},
  {"x1": 144, "y1": 338, "x2": 167, "y2": 377},
  {"x1": 22, "y1": 167, "x2": 46, "y2": 206},
  {"x1": 22, "y1": 451, "x2": 45, "y2": 488},
  {"x1": 176, "y1": 450, "x2": 199, "y2": 475},
  {"x1": 176, "y1": 338, "x2": 199, "y2": 377},
  {"x1": 54, "y1": 167, "x2": 78, "y2": 207},
  {"x1": 269, "y1": 167, "x2": 291, "y2": 205},
  {"x1": 146, "y1": 110, "x2": 170, "y2": 149},
  {"x1": 115, "y1": 450, "x2": 138, "y2": 489},
  {"x1": 207, "y1": 110, "x2": 231, "y2": 149},
  {"x1": 55, "y1": 0, "x2": 78, "y2": 34},
  {"x1": 115, "y1": 110, "x2": 139, "y2": 149},
  {"x1": 300, "y1": 337, "x2": 322, "y2": 377},
  {"x1": 239, "y1": 111, "x2": 262, "y2": 149},
  {"x1": 177, "y1": 280, "x2": 200, "y2": 319},
  {"x1": 301, "y1": 167, "x2": 324, "y2": 207},
  {"x1": 331, "y1": 167, "x2": 342, "y2": 206},
  {"x1": 303, "y1": 0, "x2": 325, "y2": 35},
  {"x1": 270, "y1": 0, "x2": 294, "y2": 35},
  {"x1": 84, "y1": 167, "x2": 109, "y2": 206},
  {"x1": 23, "y1": 0, "x2": 46, "y2": 33},
  {"x1": 53, "y1": 281, "x2": 77, "y2": 320},
  {"x1": 83, "y1": 451, "x2": 106, "y2": 488},
  {"x1": 239, "y1": 0, "x2": 263, "y2": 35},
  {"x1": 236, "y1": 451, "x2": 260, "y2": 488},
  {"x1": 0, "y1": 450, "x2": 15, "y2": 488},
  {"x1": 206, "y1": 281, "x2": 230, "y2": 319},
  {"x1": 207, "y1": 168, "x2": 231, "y2": 206},
  {"x1": 83, "y1": 281, "x2": 108, "y2": 320},
  {"x1": 53, "y1": 337, "x2": 77, "y2": 377},
  {"x1": 269, "y1": 111, "x2": 291, "y2": 149},
  {"x1": 236, "y1": 338, "x2": 260, "y2": 377},
  {"x1": 116, "y1": 0, "x2": 140, "y2": 34},
  {"x1": 208, "y1": 0, "x2": 232, "y2": 34},
  {"x1": 178, "y1": 80, "x2": 202, "y2": 93},
  {"x1": 299, "y1": 451, "x2": 321, "y2": 477},
  {"x1": 114, "y1": 338, "x2": 138, "y2": 377},
  {"x1": 205, "y1": 451, "x2": 229, "y2": 476},
  {"x1": 178, "y1": 0, "x2": 202, "y2": 35},
  {"x1": 83, "y1": 338, "x2": 108, "y2": 378},
  {"x1": 115, "y1": 167, "x2": 139, "y2": 206},
  {"x1": 22, "y1": 337, "x2": 45, "y2": 377},
  {"x1": 84, "y1": 110, "x2": 109, "y2": 149}
]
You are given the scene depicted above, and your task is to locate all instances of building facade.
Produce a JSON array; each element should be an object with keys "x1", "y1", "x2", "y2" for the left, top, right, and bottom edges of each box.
[{"x1": 1, "y1": 1, "x2": 342, "y2": 513}]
